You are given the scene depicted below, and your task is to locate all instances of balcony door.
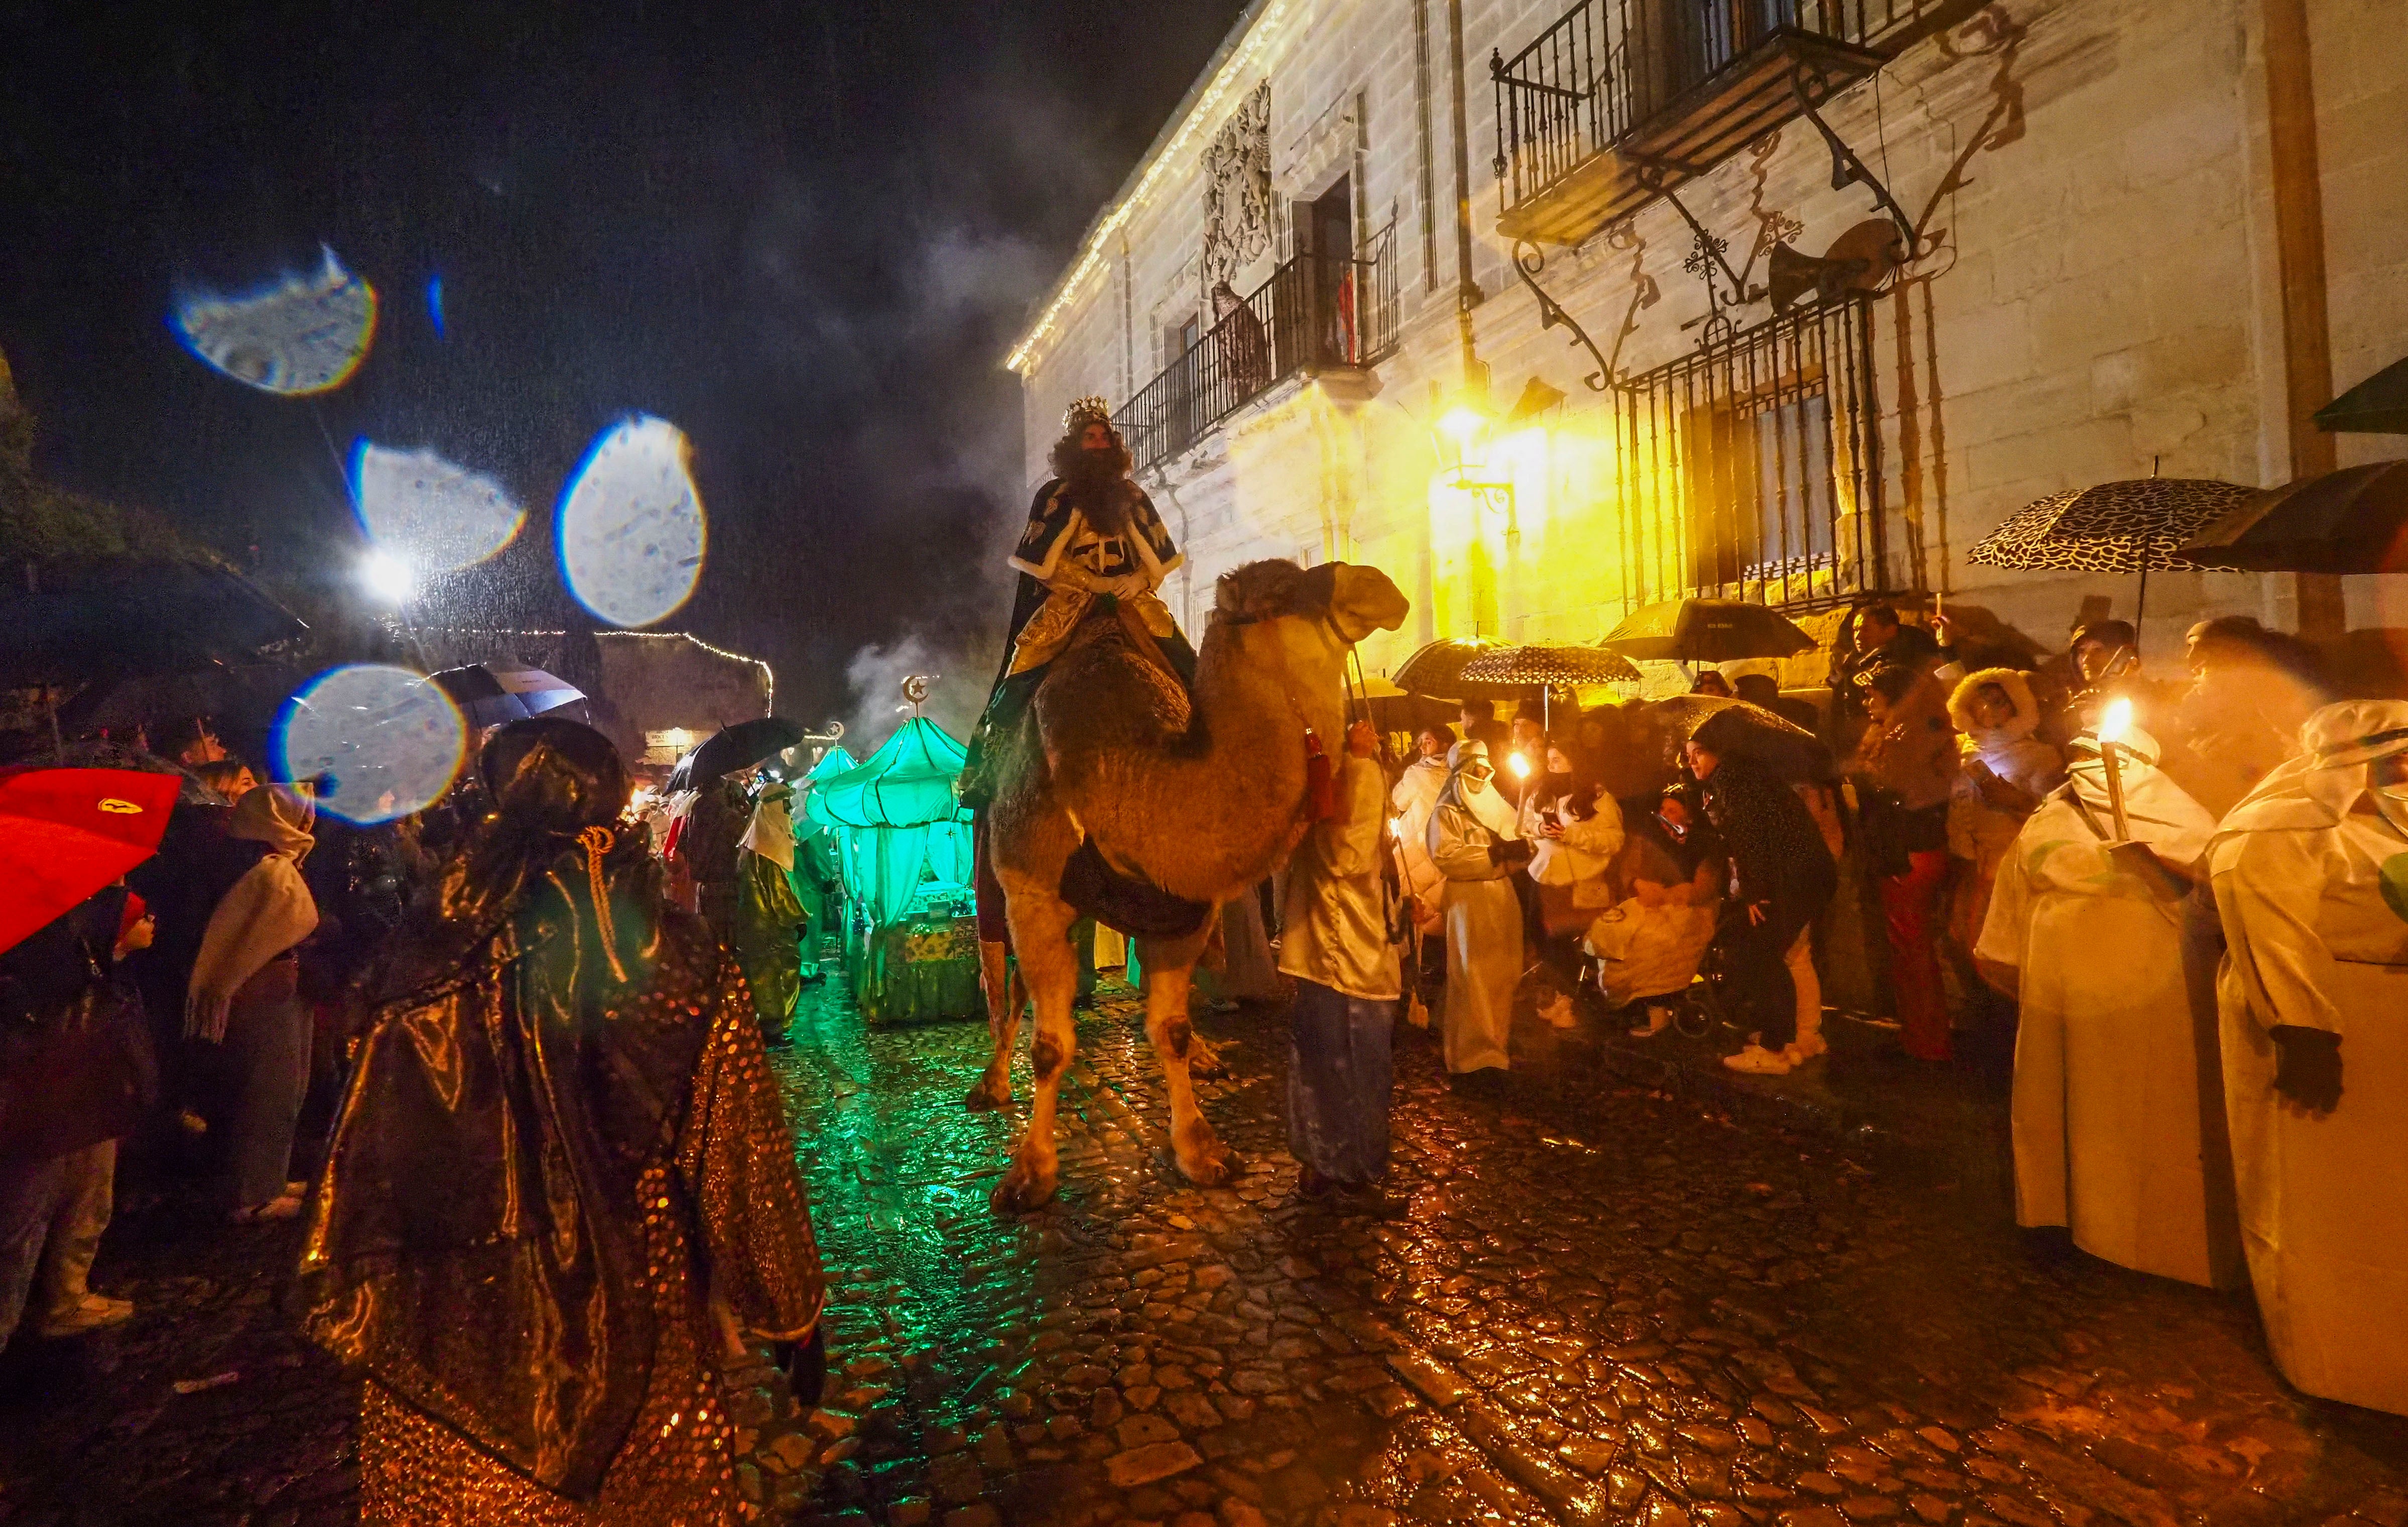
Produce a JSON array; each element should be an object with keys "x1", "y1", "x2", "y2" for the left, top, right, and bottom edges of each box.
[{"x1": 1302, "y1": 178, "x2": 1357, "y2": 367}]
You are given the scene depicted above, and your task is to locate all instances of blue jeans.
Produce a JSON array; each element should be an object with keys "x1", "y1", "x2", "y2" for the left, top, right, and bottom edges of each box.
[{"x1": 1286, "y1": 979, "x2": 1395, "y2": 1184}]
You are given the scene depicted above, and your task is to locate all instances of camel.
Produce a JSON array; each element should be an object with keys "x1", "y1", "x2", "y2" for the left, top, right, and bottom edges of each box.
[{"x1": 967, "y1": 559, "x2": 1408, "y2": 1213}]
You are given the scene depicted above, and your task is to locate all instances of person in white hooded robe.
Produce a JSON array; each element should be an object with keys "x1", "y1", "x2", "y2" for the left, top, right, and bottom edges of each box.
[
  {"x1": 2207, "y1": 699, "x2": 2408, "y2": 1416},
  {"x1": 1975, "y1": 725, "x2": 2242, "y2": 1288},
  {"x1": 1428, "y1": 740, "x2": 1528, "y2": 1079}
]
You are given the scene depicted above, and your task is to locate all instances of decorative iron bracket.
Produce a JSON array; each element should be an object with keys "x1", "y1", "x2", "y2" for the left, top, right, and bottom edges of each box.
[
  {"x1": 1509, "y1": 240, "x2": 1615, "y2": 393},
  {"x1": 1789, "y1": 62, "x2": 1924, "y2": 259}
]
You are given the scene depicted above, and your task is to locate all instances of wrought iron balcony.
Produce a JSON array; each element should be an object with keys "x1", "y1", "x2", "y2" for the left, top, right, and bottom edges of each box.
[
  {"x1": 1493, "y1": 0, "x2": 1950, "y2": 245},
  {"x1": 1114, "y1": 225, "x2": 1399, "y2": 476}
]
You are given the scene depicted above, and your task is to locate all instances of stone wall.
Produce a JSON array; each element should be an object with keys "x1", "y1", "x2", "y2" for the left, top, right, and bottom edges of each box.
[{"x1": 1013, "y1": 0, "x2": 2408, "y2": 680}]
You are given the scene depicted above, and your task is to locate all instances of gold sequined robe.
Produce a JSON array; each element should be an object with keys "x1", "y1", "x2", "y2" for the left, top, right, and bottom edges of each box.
[{"x1": 302, "y1": 836, "x2": 824, "y2": 1525}]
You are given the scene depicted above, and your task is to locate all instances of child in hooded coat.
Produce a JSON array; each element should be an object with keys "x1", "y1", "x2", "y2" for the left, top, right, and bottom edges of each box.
[{"x1": 1946, "y1": 669, "x2": 2065, "y2": 963}]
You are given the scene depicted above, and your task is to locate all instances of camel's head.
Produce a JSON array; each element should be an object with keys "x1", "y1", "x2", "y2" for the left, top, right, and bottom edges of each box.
[
  {"x1": 1210, "y1": 561, "x2": 1408, "y2": 727},
  {"x1": 1213, "y1": 559, "x2": 1409, "y2": 644}
]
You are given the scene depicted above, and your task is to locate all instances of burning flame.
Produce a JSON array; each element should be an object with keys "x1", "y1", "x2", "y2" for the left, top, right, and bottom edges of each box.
[
  {"x1": 1507, "y1": 752, "x2": 1533, "y2": 780},
  {"x1": 2098, "y1": 696, "x2": 2134, "y2": 747}
]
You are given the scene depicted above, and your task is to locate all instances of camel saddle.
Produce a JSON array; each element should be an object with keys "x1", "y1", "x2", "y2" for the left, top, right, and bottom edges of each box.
[{"x1": 1059, "y1": 838, "x2": 1210, "y2": 938}]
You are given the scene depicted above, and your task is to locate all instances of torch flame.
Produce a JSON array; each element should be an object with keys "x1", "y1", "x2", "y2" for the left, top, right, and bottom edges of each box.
[
  {"x1": 2098, "y1": 696, "x2": 2134, "y2": 747},
  {"x1": 1507, "y1": 752, "x2": 1533, "y2": 779}
]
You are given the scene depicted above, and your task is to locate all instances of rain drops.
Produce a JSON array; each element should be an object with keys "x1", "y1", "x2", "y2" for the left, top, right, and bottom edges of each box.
[
  {"x1": 558, "y1": 414, "x2": 707, "y2": 628},
  {"x1": 171, "y1": 248, "x2": 377, "y2": 396},
  {"x1": 352, "y1": 441, "x2": 527, "y2": 574},
  {"x1": 272, "y1": 665, "x2": 467, "y2": 825}
]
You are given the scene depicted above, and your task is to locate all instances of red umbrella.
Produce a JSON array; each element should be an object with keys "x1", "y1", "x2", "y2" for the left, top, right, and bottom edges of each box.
[{"x1": 0, "y1": 768, "x2": 182, "y2": 957}]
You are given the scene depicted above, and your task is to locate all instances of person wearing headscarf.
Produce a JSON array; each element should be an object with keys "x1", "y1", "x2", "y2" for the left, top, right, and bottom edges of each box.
[
  {"x1": 1974, "y1": 724, "x2": 2240, "y2": 1288},
  {"x1": 1427, "y1": 740, "x2": 1528, "y2": 1082},
  {"x1": 1688, "y1": 714, "x2": 1835, "y2": 1075},
  {"x1": 301, "y1": 718, "x2": 825, "y2": 1523},
  {"x1": 1391, "y1": 723, "x2": 1454, "y2": 912},
  {"x1": 733, "y1": 777, "x2": 805, "y2": 1045},
  {"x1": 2205, "y1": 700, "x2": 2408, "y2": 1416},
  {"x1": 186, "y1": 784, "x2": 319, "y2": 1222}
]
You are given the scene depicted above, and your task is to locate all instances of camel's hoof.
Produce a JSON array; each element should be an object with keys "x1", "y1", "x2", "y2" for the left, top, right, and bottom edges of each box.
[
  {"x1": 990, "y1": 1163, "x2": 1058, "y2": 1214},
  {"x1": 1188, "y1": 1039, "x2": 1228, "y2": 1082},
  {"x1": 963, "y1": 1074, "x2": 1011, "y2": 1112},
  {"x1": 1174, "y1": 1141, "x2": 1240, "y2": 1189}
]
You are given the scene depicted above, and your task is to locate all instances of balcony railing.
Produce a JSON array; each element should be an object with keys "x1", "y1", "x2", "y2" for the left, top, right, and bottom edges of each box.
[
  {"x1": 1115, "y1": 224, "x2": 1398, "y2": 476},
  {"x1": 1493, "y1": 0, "x2": 1951, "y2": 242}
]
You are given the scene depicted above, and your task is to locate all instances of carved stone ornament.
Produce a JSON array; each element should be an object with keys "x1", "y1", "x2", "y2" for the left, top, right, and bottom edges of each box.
[{"x1": 1200, "y1": 81, "x2": 1273, "y2": 300}]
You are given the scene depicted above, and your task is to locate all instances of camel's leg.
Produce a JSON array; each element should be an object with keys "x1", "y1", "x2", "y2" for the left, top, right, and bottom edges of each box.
[
  {"x1": 965, "y1": 938, "x2": 1024, "y2": 1111},
  {"x1": 1142, "y1": 961, "x2": 1237, "y2": 1188},
  {"x1": 991, "y1": 891, "x2": 1080, "y2": 1213}
]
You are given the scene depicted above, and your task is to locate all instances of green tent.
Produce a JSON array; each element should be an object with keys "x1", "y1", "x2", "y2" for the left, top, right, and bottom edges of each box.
[{"x1": 805, "y1": 719, "x2": 978, "y2": 1023}]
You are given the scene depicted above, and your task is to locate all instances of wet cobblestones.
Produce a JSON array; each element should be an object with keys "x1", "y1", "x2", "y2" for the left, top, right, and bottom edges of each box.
[{"x1": 5, "y1": 973, "x2": 2405, "y2": 1525}]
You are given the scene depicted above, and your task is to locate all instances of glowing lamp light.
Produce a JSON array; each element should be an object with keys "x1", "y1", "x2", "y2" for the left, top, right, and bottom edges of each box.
[
  {"x1": 1435, "y1": 401, "x2": 1496, "y2": 481},
  {"x1": 359, "y1": 548, "x2": 415, "y2": 606}
]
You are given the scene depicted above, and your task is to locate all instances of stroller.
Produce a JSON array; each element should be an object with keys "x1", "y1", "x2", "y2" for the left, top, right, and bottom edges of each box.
[{"x1": 1583, "y1": 894, "x2": 1729, "y2": 1037}]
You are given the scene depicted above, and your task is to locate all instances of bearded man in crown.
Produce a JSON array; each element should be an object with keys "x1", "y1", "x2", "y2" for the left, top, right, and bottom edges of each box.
[{"x1": 958, "y1": 396, "x2": 1194, "y2": 809}]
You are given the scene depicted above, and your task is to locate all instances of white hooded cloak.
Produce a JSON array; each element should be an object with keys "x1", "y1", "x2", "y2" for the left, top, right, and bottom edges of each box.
[
  {"x1": 1977, "y1": 727, "x2": 2241, "y2": 1287},
  {"x1": 2206, "y1": 700, "x2": 2408, "y2": 1415}
]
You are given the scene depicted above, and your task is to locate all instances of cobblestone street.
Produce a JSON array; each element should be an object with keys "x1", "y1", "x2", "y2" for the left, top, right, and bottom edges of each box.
[{"x1": 5, "y1": 976, "x2": 2406, "y2": 1527}]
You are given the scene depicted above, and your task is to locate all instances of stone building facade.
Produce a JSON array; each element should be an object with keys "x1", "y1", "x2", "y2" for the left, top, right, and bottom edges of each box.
[{"x1": 1007, "y1": 0, "x2": 2406, "y2": 684}]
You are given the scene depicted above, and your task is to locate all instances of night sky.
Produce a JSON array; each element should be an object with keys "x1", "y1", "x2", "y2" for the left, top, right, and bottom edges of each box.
[{"x1": 0, "y1": 1, "x2": 1249, "y2": 740}]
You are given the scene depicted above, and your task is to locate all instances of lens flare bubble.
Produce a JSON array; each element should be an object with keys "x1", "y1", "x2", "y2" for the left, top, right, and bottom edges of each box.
[
  {"x1": 427, "y1": 275, "x2": 446, "y2": 338},
  {"x1": 171, "y1": 248, "x2": 377, "y2": 396},
  {"x1": 272, "y1": 664, "x2": 466, "y2": 825},
  {"x1": 557, "y1": 414, "x2": 706, "y2": 628},
  {"x1": 352, "y1": 441, "x2": 525, "y2": 574}
]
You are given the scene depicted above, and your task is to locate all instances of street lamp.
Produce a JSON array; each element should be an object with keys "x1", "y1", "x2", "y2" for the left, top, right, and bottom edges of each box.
[
  {"x1": 359, "y1": 547, "x2": 415, "y2": 606},
  {"x1": 1434, "y1": 392, "x2": 1512, "y2": 514},
  {"x1": 1431, "y1": 377, "x2": 1566, "y2": 515}
]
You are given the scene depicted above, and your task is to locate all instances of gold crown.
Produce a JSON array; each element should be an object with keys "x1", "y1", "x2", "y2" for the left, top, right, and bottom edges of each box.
[{"x1": 1063, "y1": 395, "x2": 1114, "y2": 431}]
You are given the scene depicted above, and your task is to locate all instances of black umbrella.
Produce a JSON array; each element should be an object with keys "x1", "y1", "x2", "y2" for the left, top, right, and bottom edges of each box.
[
  {"x1": 0, "y1": 557, "x2": 309, "y2": 685},
  {"x1": 666, "y1": 717, "x2": 807, "y2": 793},
  {"x1": 428, "y1": 666, "x2": 531, "y2": 730},
  {"x1": 1388, "y1": 638, "x2": 1506, "y2": 699},
  {"x1": 1658, "y1": 696, "x2": 1832, "y2": 783},
  {"x1": 2316, "y1": 355, "x2": 2408, "y2": 435},
  {"x1": 2176, "y1": 460, "x2": 2408, "y2": 575},
  {"x1": 1599, "y1": 599, "x2": 1815, "y2": 663}
]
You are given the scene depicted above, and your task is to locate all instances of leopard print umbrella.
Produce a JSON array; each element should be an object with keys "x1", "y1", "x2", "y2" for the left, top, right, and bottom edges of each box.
[
  {"x1": 1455, "y1": 644, "x2": 1643, "y2": 688},
  {"x1": 1965, "y1": 478, "x2": 2254, "y2": 573}
]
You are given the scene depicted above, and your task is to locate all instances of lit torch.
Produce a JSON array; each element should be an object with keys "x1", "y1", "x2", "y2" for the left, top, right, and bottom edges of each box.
[
  {"x1": 1507, "y1": 752, "x2": 1533, "y2": 782},
  {"x1": 2096, "y1": 696, "x2": 2133, "y2": 842}
]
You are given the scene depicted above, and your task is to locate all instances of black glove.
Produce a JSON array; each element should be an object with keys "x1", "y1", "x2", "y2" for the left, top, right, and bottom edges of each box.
[
  {"x1": 1490, "y1": 838, "x2": 1535, "y2": 869},
  {"x1": 2270, "y1": 1026, "x2": 2342, "y2": 1114}
]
